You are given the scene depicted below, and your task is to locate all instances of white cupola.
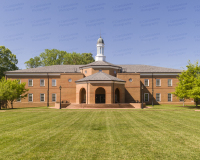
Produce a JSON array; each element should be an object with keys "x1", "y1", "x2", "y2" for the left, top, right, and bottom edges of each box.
[{"x1": 95, "y1": 36, "x2": 106, "y2": 61}]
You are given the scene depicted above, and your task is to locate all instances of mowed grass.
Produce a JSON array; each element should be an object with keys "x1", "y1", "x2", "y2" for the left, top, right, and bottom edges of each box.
[{"x1": 1, "y1": 106, "x2": 200, "y2": 159}]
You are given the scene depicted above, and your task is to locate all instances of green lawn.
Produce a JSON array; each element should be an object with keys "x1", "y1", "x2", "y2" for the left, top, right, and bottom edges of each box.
[{"x1": 1, "y1": 105, "x2": 200, "y2": 159}]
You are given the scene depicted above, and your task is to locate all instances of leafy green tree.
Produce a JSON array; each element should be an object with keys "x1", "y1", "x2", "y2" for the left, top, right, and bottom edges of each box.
[
  {"x1": 0, "y1": 46, "x2": 19, "y2": 78},
  {"x1": 0, "y1": 78, "x2": 29, "y2": 109},
  {"x1": 24, "y1": 49, "x2": 94, "y2": 68},
  {"x1": 173, "y1": 61, "x2": 200, "y2": 107},
  {"x1": 24, "y1": 56, "x2": 41, "y2": 68}
]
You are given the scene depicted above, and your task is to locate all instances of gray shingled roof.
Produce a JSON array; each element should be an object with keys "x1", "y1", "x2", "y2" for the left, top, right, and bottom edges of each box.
[
  {"x1": 80, "y1": 61, "x2": 122, "y2": 69},
  {"x1": 6, "y1": 64, "x2": 182, "y2": 73},
  {"x1": 76, "y1": 72, "x2": 126, "y2": 82},
  {"x1": 120, "y1": 65, "x2": 182, "y2": 72},
  {"x1": 6, "y1": 65, "x2": 82, "y2": 73}
]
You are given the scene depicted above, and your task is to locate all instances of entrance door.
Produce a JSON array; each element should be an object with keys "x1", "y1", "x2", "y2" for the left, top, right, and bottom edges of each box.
[
  {"x1": 95, "y1": 94, "x2": 105, "y2": 103},
  {"x1": 95, "y1": 87, "x2": 106, "y2": 103}
]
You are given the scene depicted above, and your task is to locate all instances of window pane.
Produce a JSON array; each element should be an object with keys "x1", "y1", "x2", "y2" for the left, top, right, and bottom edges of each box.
[
  {"x1": 29, "y1": 79, "x2": 32, "y2": 86},
  {"x1": 156, "y1": 79, "x2": 160, "y2": 86},
  {"x1": 144, "y1": 79, "x2": 148, "y2": 86},
  {"x1": 17, "y1": 96, "x2": 21, "y2": 102},
  {"x1": 52, "y1": 79, "x2": 56, "y2": 86},
  {"x1": 179, "y1": 98, "x2": 184, "y2": 102},
  {"x1": 52, "y1": 94, "x2": 56, "y2": 102},
  {"x1": 144, "y1": 94, "x2": 148, "y2": 101},
  {"x1": 40, "y1": 79, "x2": 44, "y2": 86},
  {"x1": 168, "y1": 94, "x2": 172, "y2": 102},
  {"x1": 156, "y1": 93, "x2": 160, "y2": 101},
  {"x1": 40, "y1": 94, "x2": 44, "y2": 102},
  {"x1": 168, "y1": 79, "x2": 172, "y2": 86},
  {"x1": 29, "y1": 94, "x2": 33, "y2": 102}
]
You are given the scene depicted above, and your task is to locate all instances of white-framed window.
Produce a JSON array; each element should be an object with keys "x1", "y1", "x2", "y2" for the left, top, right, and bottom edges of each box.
[
  {"x1": 28, "y1": 94, "x2": 33, "y2": 102},
  {"x1": 144, "y1": 79, "x2": 149, "y2": 86},
  {"x1": 28, "y1": 79, "x2": 33, "y2": 86},
  {"x1": 17, "y1": 95, "x2": 21, "y2": 102},
  {"x1": 40, "y1": 79, "x2": 45, "y2": 86},
  {"x1": 156, "y1": 93, "x2": 161, "y2": 102},
  {"x1": 144, "y1": 93, "x2": 149, "y2": 102},
  {"x1": 17, "y1": 79, "x2": 21, "y2": 84},
  {"x1": 156, "y1": 79, "x2": 161, "y2": 86},
  {"x1": 168, "y1": 93, "x2": 172, "y2": 102},
  {"x1": 40, "y1": 93, "x2": 45, "y2": 102},
  {"x1": 52, "y1": 79, "x2": 56, "y2": 86},
  {"x1": 179, "y1": 98, "x2": 184, "y2": 102},
  {"x1": 52, "y1": 94, "x2": 56, "y2": 102},
  {"x1": 168, "y1": 79, "x2": 172, "y2": 86}
]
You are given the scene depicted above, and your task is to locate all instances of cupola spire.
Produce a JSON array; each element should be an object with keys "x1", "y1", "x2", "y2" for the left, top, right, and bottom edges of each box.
[{"x1": 95, "y1": 36, "x2": 106, "y2": 61}]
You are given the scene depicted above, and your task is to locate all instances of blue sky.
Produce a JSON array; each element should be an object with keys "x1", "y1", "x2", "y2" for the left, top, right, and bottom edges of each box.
[{"x1": 1, "y1": 0, "x2": 200, "y2": 69}]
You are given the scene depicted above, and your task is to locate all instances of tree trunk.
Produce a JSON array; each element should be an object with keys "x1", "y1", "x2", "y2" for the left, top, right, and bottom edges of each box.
[
  {"x1": 11, "y1": 101, "x2": 13, "y2": 109},
  {"x1": 183, "y1": 101, "x2": 184, "y2": 107}
]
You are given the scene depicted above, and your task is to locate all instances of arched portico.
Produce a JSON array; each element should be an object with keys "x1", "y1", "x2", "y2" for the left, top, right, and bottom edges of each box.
[
  {"x1": 115, "y1": 88, "x2": 120, "y2": 103},
  {"x1": 95, "y1": 87, "x2": 105, "y2": 103},
  {"x1": 80, "y1": 88, "x2": 86, "y2": 103}
]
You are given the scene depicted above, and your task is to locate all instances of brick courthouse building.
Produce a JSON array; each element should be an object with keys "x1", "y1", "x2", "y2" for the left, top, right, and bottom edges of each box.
[{"x1": 5, "y1": 37, "x2": 192, "y2": 108}]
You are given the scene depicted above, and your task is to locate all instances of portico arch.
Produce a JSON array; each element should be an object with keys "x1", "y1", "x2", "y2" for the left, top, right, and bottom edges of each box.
[
  {"x1": 79, "y1": 88, "x2": 86, "y2": 103},
  {"x1": 115, "y1": 88, "x2": 120, "y2": 103},
  {"x1": 95, "y1": 87, "x2": 105, "y2": 103}
]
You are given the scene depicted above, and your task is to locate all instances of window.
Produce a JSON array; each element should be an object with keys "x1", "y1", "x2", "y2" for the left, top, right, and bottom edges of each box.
[
  {"x1": 99, "y1": 70, "x2": 102, "y2": 72},
  {"x1": 156, "y1": 93, "x2": 161, "y2": 102},
  {"x1": 144, "y1": 79, "x2": 149, "y2": 86},
  {"x1": 168, "y1": 79, "x2": 172, "y2": 86},
  {"x1": 168, "y1": 93, "x2": 172, "y2": 102},
  {"x1": 40, "y1": 79, "x2": 45, "y2": 86},
  {"x1": 180, "y1": 98, "x2": 184, "y2": 102},
  {"x1": 40, "y1": 93, "x2": 45, "y2": 102},
  {"x1": 156, "y1": 79, "x2": 161, "y2": 86},
  {"x1": 28, "y1": 79, "x2": 33, "y2": 86},
  {"x1": 17, "y1": 79, "x2": 21, "y2": 84},
  {"x1": 85, "y1": 70, "x2": 87, "y2": 74},
  {"x1": 144, "y1": 93, "x2": 149, "y2": 102},
  {"x1": 28, "y1": 94, "x2": 33, "y2": 102},
  {"x1": 17, "y1": 95, "x2": 21, "y2": 102},
  {"x1": 68, "y1": 78, "x2": 72, "y2": 82},
  {"x1": 129, "y1": 78, "x2": 133, "y2": 82},
  {"x1": 52, "y1": 94, "x2": 56, "y2": 102},
  {"x1": 52, "y1": 79, "x2": 56, "y2": 86}
]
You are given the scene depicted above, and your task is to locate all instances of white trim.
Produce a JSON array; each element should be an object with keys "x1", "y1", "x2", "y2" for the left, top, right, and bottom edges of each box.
[
  {"x1": 28, "y1": 79, "x2": 33, "y2": 86},
  {"x1": 168, "y1": 79, "x2": 172, "y2": 86},
  {"x1": 6, "y1": 73, "x2": 61, "y2": 76},
  {"x1": 52, "y1": 93, "x2": 56, "y2": 102},
  {"x1": 40, "y1": 79, "x2": 45, "y2": 86},
  {"x1": 76, "y1": 81, "x2": 126, "y2": 84},
  {"x1": 80, "y1": 66, "x2": 121, "y2": 70},
  {"x1": 144, "y1": 79, "x2": 149, "y2": 86},
  {"x1": 144, "y1": 93, "x2": 149, "y2": 102},
  {"x1": 156, "y1": 79, "x2": 161, "y2": 86},
  {"x1": 140, "y1": 73, "x2": 180, "y2": 76},
  {"x1": 52, "y1": 79, "x2": 56, "y2": 86},
  {"x1": 40, "y1": 93, "x2": 45, "y2": 102},
  {"x1": 28, "y1": 93, "x2": 33, "y2": 102}
]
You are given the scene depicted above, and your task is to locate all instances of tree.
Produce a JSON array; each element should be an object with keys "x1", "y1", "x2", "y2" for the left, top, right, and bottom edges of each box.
[
  {"x1": 172, "y1": 61, "x2": 200, "y2": 107},
  {"x1": 24, "y1": 56, "x2": 41, "y2": 68},
  {"x1": 0, "y1": 78, "x2": 29, "y2": 109},
  {"x1": 0, "y1": 46, "x2": 19, "y2": 78},
  {"x1": 24, "y1": 49, "x2": 95, "y2": 68}
]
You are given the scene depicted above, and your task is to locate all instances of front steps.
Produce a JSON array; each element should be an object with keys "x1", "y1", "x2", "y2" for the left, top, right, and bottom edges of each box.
[{"x1": 65, "y1": 103, "x2": 145, "y2": 109}]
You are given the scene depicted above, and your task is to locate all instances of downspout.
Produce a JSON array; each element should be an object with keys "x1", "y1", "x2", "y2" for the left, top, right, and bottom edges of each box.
[
  {"x1": 152, "y1": 73, "x2": 154, "y2": 106},
  {"x1": 113, "y1": 81, "x2": 114, "y2": 103},
  {"x1": 47, "y1": 73, "x2": 49, "y2": 107},
  {"x1": 87, "y1": 82, "x2": 88, "y2": 104}
]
